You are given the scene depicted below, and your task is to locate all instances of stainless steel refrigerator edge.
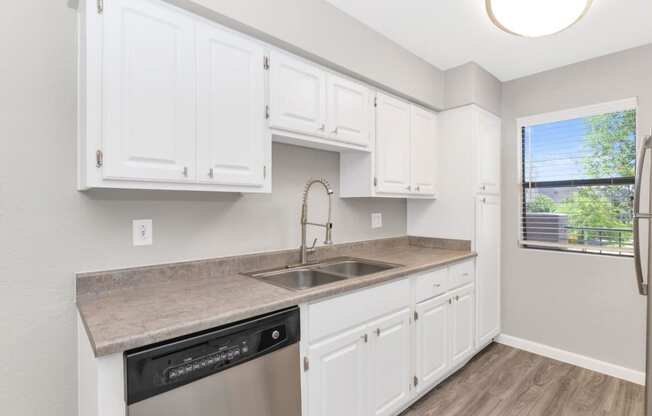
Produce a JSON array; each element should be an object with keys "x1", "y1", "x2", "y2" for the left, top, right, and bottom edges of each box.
[{"x1": 634, "y1": 134, "x2": 652, "y2": 415}]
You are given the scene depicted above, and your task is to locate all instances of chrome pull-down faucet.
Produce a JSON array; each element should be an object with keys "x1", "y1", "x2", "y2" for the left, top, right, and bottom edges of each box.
[{"x1": 300, "y1": 178, "x2": 334, "y2": 265}]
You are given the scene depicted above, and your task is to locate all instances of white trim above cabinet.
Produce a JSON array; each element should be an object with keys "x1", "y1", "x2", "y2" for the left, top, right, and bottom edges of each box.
[{"x1": 78, "y1": 0, "x2": 271, "y2": 192}]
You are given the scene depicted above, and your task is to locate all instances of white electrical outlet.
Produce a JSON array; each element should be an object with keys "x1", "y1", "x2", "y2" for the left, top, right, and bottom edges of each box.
[
  {"x1": 133, "y1": 219, "x2": 153, "y2": 246},
  {"x1": 371, "y1": 213, "x2": 382, "y2": 229}
]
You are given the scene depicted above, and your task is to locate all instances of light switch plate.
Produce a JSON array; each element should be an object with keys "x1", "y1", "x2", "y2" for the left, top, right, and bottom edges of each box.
[
  {"x1": 371, "y1": 213, "x2": 382, "y2": 229},
  {"x1": 133, "y1": 219, "x2": 153, "y2": 246}
]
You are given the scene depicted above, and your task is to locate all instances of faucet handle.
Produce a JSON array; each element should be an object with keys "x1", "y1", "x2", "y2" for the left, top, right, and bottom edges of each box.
[{"x1": 309, "y1": 238, "x2": 318, "y2": 251}]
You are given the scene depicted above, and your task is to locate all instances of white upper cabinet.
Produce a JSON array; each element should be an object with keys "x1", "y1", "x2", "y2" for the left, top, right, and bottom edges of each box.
[
  {"x1": 327, "y1": 74, "x2": 373, "y2": 147},
  {"x1": 196, "y1": 21, "x2": 268, "y2": 187},
  {"x1": 375, "y1": 93, "x2": 412, "y2": 194},
  {"x1": 367, "y1": 309, "x2": 412, "y2": 416},
  {"x1": 269, "y1": 51, "x2": 327, "y2": 135},
  {"x1": 269, "y1": 52, "x2": 373, "y2": 151},
  {"x1": 410, "y1": 105, "x2": 437, "y2": 195},
  {"x1": 475, "y1": 110, "x2": 501, "y2": 194},
  {"x1": 102, "y1": 0, "x2": 197, "y2": 183},
  {"x1": 476, "y1": 195, "x2": 501, "y2": 348},
  {"x1": 79, "y1": 0, "x2": 271, "y2": 192}
]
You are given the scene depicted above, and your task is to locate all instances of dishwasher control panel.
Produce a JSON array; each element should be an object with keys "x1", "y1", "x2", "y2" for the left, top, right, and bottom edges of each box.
[{"x1": 125, "y1": 307, "x2": 299, "y2": 405}]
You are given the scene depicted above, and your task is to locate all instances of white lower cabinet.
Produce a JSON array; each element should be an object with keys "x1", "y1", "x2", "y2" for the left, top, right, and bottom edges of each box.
[
  {"x1": 304, "y1": 259, "x2": 483, "y2": 416},
  {"x1": 415, "y1": 296, "x2": 449, "y2": 393},
  {"x1": 450, "y1": 285, "x2": 476, "y2": 368},
  {"x1": 368, "y1": 309, "x2": 412, "y2": 416},
  {"x1": 307, "y1": 325, "x2": 368, "y2": 416}
]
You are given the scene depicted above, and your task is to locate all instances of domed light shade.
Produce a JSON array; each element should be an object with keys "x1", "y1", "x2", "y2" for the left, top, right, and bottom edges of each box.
[{"x1": 486, "y1": 0, "x2": 593, "y2": 37}]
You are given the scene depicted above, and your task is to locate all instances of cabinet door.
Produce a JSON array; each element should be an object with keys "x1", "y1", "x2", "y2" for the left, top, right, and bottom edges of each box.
[
  {"x1": 367, "y1": 308, "x2": 411, "y2": 416},
  {"x1": 269, "y1": 51, "x2": 326, "y2": 135},
  {"x1": 307, "y1": 326, "x2": 367, "y2": 416},
  {"x1": 102, "y1": 0, "x2": 196, "y2": 182},
  {"x1": 375, "y1": 93, "x2": 412, "y2": 195},
  {"x1": 196, "y1": 22, "x2": 267, "y2": 187},
  {"x1": 476, "y1": 110, "x2": 501, "y2": 194},
  {"x1": 476, "y1": 195, "x2": 501, "y2": 347},
  {"x1": 410, "y1": 106, "x2": 437, "y2": 195},
  {"x1": 450, "y1": 286, "x2": 475, "y2": 368},
  {"x1": 415, "y1": 296, "x2": 449, "y2": 393},
  {"x1": 326, "y1": 74, "x2": 372, "y2": 148}
]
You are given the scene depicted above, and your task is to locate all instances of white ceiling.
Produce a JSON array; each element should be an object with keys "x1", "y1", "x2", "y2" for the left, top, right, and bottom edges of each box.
[{"x1": 324, "y1": 0, "x2": 652, "y2": 81}]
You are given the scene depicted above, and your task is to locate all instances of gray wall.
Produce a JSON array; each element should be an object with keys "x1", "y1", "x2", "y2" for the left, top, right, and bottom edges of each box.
[
  {"x1": 501, "y1": 44, "x2": 652, "y2": 372},
  {"x1": 0, "y1": 1, "x2": 431, "y2": 414},
  {"x1": 171, "y1": 0, "x2": 445, "y2": 109},
  {"x1": 444, "y1": 62, "x2": 502, "y2": 116}
]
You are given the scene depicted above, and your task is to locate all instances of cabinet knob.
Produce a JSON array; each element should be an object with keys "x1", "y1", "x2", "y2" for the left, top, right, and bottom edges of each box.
[
  {"x1": 416, "y1": 186, "x2": 421, "y2": 191},
  {"x1": 332, "y1": 127, "x2": 339, "y2": 134},
  {"x1": 481, "y1": 185, "x2": 487, "y2": 191},
  {"x1": 208, "y1": 168, "x2": 214, "y2": 178},
  {"x1": 406, "y1": 185, "x2": 412, "y2": 191},
  {"x1": 318, "y1": 124, "x2": 325, "y2": 131}
]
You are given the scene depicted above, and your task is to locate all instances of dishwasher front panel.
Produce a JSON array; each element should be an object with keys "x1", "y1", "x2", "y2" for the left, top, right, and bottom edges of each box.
[{"x1": 128, "y1": 342, "x2": 301, "y2": 416}]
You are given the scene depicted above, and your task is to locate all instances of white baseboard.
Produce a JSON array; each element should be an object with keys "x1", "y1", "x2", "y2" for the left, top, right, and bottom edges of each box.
[{"x1": 495, "y1": 334, "x2": 645, "y2": 385}]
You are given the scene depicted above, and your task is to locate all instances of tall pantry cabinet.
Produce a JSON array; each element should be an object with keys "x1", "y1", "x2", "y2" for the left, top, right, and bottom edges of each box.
[{"x1": 407, "y1": 105, "x2": 502, "y2": 350}]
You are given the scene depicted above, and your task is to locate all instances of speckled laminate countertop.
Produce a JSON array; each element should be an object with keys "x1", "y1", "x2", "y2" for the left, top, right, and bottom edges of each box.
[{"x1": 77, "y1": 237, "x2": 475, "y2": 357}]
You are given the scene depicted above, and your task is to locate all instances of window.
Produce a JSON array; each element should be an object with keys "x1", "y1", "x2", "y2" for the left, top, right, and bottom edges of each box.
[{"x1": 518, "y1": 99, "x2": 637, "y2": 256}]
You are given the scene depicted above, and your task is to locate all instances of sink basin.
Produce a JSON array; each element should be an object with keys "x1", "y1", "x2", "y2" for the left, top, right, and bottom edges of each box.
[
  {"x1": 244, "y1": 257, "x2": 402, "y2": 291},
  {"x1": 317, "y1": 260, "x2": 396, "y2": 277},
  {"x1": 253, "y1": 269, "x2": 348, "y2": 291}
]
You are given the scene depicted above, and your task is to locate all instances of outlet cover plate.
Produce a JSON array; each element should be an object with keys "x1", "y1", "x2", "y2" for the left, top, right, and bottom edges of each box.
[
  {"x1": 371, "y1": 213, "x2": 382, "y2": 229},
  {"x1": 133, "y1": 219, "x2": 153, "y2": 246}
]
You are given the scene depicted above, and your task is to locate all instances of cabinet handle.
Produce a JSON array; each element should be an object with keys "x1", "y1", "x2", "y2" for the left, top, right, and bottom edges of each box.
[
  {"x1": 416, "y1": 186, "x2": 421, "y2": 191},
  {"x1": 361, "y1": 334, "x2": 368, "y2": 343},
  {"x1": 406, "y1": 185, "x2": 412, "y2": 191},
  {"x1": 433, "y1": 283, "x2": 441, "y2": 288},
  {"x1": 448, "y1": 298, "x2": 452, "y2": 304},
  {"x1": 456, "y1": 295, "x2": 460, "y2": 301},
  {"x1": 375, "y1": 328, "x2": 381, "y2": 336},
  {"x1": 481, "y1": 185, "x2": 487, "y2": 191},
  {"x1": 318, "y1": 124, "x2": 325, "y2": 131},
  {"x1": 208, "y1": 168, "x2": 214, "y2": 178},
  {"x1": 182, "y1": 167, "x2": 189, "y2": 177},
  {"x1": 332, "y1": 127, "x2": 339, "y2": 134}
]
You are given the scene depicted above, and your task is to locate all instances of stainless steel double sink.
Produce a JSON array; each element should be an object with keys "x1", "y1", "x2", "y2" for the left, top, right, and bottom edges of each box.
[{"x1": 243, "y1": 257, "x2": 402, "y2": 291}]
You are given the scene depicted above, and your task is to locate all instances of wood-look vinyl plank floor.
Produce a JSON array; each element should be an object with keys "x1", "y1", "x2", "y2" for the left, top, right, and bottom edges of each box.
[{"x1": 402, "y1": 343, "x2": 644, "y2": 416}]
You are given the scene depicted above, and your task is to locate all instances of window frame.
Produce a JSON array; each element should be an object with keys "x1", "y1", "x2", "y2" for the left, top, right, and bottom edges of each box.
[{"x1": 516, "y1": 97, "x2": 639, "y2": 257}]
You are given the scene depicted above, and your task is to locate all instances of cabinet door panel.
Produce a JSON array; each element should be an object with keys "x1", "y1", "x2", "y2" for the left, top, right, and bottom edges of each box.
[
  {"x1": 327, "y1": 75, "x2": 372, "y2": 148},
  {"x1": 368, "y1": 308, "x2": 411, "y2": 416},
  {"x1": 308, "y1": 326, "x2": 367, "y2": 416},
  {"x1": 102, "y1": 0, "x2": 196, "y2": 182},
  {"x1": 376, "y1": 93, "x2": 411, "y2": 194},
  {"x1": 476, "y1": 111, "x2": 501, "y2": 194},
  {"x1": 476, "y1": 195, "x2": 501, "y2": 347},
  {"x1": 450, "y1": 286, "x2": 475, "y2": 368},
  {"x1": 410, "y1": 106, "x2": 437, "y2": 195},
  {"x1": 269, "y1": 51, "x2": 326, "y2": 135},
  {"x1": 196, "y1": 22, "x2": 267, "y2": 187},
  {"x1": 416, "y1": 297, "x2": 449, "y2": 392}
]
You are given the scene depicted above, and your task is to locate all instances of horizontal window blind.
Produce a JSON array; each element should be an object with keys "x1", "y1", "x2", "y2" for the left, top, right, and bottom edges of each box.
[{"x1": 520, "y1": 107, "x2": 636, "y2": 256}]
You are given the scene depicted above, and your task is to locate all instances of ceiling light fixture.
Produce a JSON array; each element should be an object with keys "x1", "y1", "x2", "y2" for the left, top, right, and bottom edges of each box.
[{"x1": 486, "y1": 0, "x2": 593, "y2": 37}]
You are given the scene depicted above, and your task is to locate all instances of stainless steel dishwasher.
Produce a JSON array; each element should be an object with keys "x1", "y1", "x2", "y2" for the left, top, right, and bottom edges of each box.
[{"x1": 125, "y1": 307, "x2": 301, "y2": 416}]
